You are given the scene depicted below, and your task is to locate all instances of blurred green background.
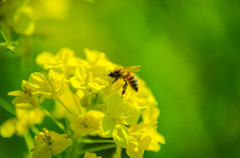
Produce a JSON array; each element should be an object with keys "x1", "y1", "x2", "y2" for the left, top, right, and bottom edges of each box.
[{"x1": 1, "y1": 0, "x2": 240, "y2": 157}]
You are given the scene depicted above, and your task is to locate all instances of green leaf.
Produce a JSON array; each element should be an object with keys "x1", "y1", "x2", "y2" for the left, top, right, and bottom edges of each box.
[{"x1": 0, "y1": 97, "x2": 15, "y2": 116}]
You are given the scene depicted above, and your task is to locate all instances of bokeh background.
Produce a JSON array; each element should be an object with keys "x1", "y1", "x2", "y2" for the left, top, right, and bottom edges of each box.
[{"x1": 1, "y1": 0, "x2": 240, "y2": 157}]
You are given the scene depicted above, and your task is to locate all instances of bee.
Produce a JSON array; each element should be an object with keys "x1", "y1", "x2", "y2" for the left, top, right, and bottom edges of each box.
[{"x1": 108, "y1": 66, "x2": 141, "y2": 96}]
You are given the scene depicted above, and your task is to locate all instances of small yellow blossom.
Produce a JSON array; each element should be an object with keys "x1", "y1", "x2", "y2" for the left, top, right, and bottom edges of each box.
[
  {"x1": 27, "y1": 70, "x2": 66, "y2": 99},
  {"x1": 84, "y1": 48, "x2": 115, "y2": 69},
  {"x1": 8, "y1": 80, "x2": 40, "y2": 108},
  {"x1": 70, "y1": 110, "x2": 104, "y2": 138},
  {"x1": 125, "y1": 123, "x2": 165, "y2": 158},
  {"x1": 70, "y1": 65, "x2": 109, "y2": 92},
  {"x1": 0, "y1": 118, "x2": 28, "y2": 137},
  {"x1": 70, "y1": 49, "x2": 115, "y2": 93},
  {"x1": 16, "y1": 108, "x2": 44, "y2": 126},
  {"x1": 142, "y1": 105, "x2": 159, "y2": 124},
  {"x1": 105, "y1": 94, "x2": 141, "y2": 125},
  {"x1": 4, "y1": 78, "x2": 45, "y2": 137},
  {"x1": 53, "y1": 86, "x2": 82, "y2": 118},
  {"x1": 135, "y1": 79, "x2": 158, "y2": 108},
  {"x1": 36, "y1": 48, "x2": 87, "y2": 77},
  {"x1": 31, "y1": 128, "x2": 72, "y2": 158},
  {"x1": 0, "y1": 119, "x2": 16, "y2": 138},
  {"x1": 84, "y1": 152, "x2": 101, "y2": 158},
  {"x1": 112, "y1": 124, "x2": 130, "y2": 147},
  {"x1": 0, "y1": 107, "x2": 44, "y2": 138}
]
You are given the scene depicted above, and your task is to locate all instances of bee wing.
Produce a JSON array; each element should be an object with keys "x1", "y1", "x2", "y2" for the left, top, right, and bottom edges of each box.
[{"x1": 124, "y1": 65, "x2": 141, "y2": 72}]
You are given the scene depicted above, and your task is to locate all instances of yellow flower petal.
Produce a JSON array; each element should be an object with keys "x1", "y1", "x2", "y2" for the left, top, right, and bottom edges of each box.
[
  {"x1": 28, "y1": 70, "x2": 66, "y2": 99},
  {"x1": 113, "y1": 125, "x2": 130, "y2": 147},
  {"x1": 0, "y1": 118, "x2": 29, "y2": 138},
  {"x1": 125, "y1": 123, "x2": 165, "y2": 157},
  {"x1": 36, "y1": 51, "x2": 56, "y2": 69},
  {"x1": 106, "y1": 94, "x2": 141, "y2": 125},
  {"x1": 16, "y1": 108, "x2": 44, "y2": 126},
  {"x1": 0, "y1": 118, "x2": 17, "y2": 138},
  {"x1": 8, "y1": 80, "x2": 40, "y2": 108},
  {"x1": 32, "y1": 142, "x2": 52, "y2": 158},
  {"x1": 49, "y1": 131, "x2": 72, "y2": 155},
  {"x1": 36, "y1": 48, "x2": 88, "y2": 76},
  {"x1": 142, "y1": 105, "x2": 160, "y2": 124},
  {"x1": 31, "y1": 128, "x2": 72, "y2": 157},
  {"x1": 70, "y1": 110, "x2": 104, "y2": 138}
]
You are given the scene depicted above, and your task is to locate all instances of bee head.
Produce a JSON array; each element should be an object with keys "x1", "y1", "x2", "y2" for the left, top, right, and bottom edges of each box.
[{"x1": 108, "y1": 71, "x2": 114, "y2": 78}]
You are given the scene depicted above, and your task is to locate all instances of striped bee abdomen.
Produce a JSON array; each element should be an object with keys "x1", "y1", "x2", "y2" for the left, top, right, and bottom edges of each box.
[{"x1": 126, "y1": 72, "x2": 139, "y2": 92}]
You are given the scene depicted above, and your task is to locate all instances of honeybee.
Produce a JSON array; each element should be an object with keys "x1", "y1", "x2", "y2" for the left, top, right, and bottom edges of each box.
[{"x1": 108, "y1": 66, "x2": 141, "y2": 96}]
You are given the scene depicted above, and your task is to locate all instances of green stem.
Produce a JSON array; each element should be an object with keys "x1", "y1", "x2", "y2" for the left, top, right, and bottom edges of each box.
[
  {"x1": 66, "y1": 139, "x2": 79, "y2": 158},
  {"x1": 31, "y1": 126, "x2": 40, "y2": 135},
  {"x1": 65, "y1": 118, "x2": 71, "y2": 135},
  {"x1": 80, "y1": 138, "x2": 114, "y2": 144},
  {"x1": 57, "y1": 98, "x2": 72, "y2": 115},
  {"x1": 0, "y1": 97, "x2": 15, "y2": 116},
  {"x1": 23, "y1": 133, "x2": 34, "y2": 157},
  {"x1": 73, "y1": 93, "x2": 81, "y2": 114},
  {"x1": 0, "y1": 28, "x2": 8, "y2": 43},
  {"x1": 42, "y1": 108, "x2": 65, "y2": 132},
  {"x1": 77, "y1": 144, "x2": 117, "y2": 155},
  {"x1": 117, "y1": 145, "x2": 122, "y2": 158}
]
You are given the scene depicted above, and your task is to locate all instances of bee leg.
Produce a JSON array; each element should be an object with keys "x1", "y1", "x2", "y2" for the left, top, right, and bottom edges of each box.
[
  {"x1": 112, "y1": 75, "x2": 121, "y2": 84},
  {"x1": 122, "y1": 79, "x2": 128, "y2": 97}
]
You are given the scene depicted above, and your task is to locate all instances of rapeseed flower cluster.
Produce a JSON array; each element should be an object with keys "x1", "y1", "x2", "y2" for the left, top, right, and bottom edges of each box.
[{"x1": 1, "y1": 48, "x2": 165, "y2": 158}]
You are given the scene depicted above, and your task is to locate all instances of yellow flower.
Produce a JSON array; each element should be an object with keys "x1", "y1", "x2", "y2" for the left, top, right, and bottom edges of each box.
[
  {"x1": 125, "y1": 123, "x2": 165, "y2": 158},
  {"x1": 84, "y1": 48, "x2": 115, "y2": 68},
  {"x1": 70, "y1": 66, "x2": 109, "y2": 92},
  {"x1": 70, "y1": 49, "x2": 116, "y2": 93},
  {"x1": 135, "y1": 79, "x2": 158, "y2": 108},
  {"x1": 70, "y1": 110, "x2": 104, "y2": 138},
  {"x1": 53, "y1": 86, "x2": 82, "y2": 118},
  {"x1": 142, "y1": 105, "x2": 159, "y2": 124},
  {"x1": 0, "y1": 119, "x2": 16, "y2": 138},
  {"x1": 5, "y1": 79, "x2": 45, "y2": 137},
  {"x1": 36, "y1": 48, "x2": 87, "y2": 77},
  {"x1": 31, "y1": 128, "x2": 72, "y2": 158},
  {"x1": 0, "y1": 108, "x2": 44, "y2": 138},
  {"x1": 0, "y1": 118, "x2": 27, "y2": 137},
  {"x1": 16, "y1": 108, "x2": 44, "y2": 126},
  {"x1": 27, "y1": 70, "x2": 66, "y2": 99},
  {"x1": 105, "y1": 94, "x2": 141, "y2": 125},
  {"x1": 101, "y1": 95, "x2": 135, "y2": 147},
  {"x1": 112, "y1": 124, "x2": 130, "y2": 147},
  {"x1": 84, "y1": 152, "x2": 101, "y2": 158},
  {"x1": 100, "y1": 94, "x2": 141, "y2": 141},
  {"x1": 8, "y1": 80, "x2": 40, "y2": 108}
]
